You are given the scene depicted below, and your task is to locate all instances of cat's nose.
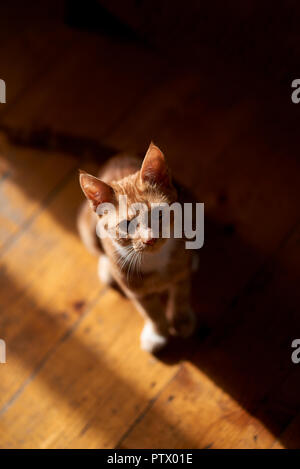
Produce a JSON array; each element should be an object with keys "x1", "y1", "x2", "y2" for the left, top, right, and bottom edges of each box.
[{"x1": 143, "y1": 238, "x2": 156, "y2": 246}]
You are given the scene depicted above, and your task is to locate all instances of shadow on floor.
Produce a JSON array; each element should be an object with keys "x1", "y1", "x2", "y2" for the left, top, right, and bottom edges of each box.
[
  {"x1": 157, "y1": 217, "x2": 300, "y2": 448},
  {"x1": 0, "y1": 269, "x2": 200, "y2": 448},
  {"x1": 0, "y1": 11, "x2": 300, "y2": 445},
  {"x1": 0, "y1": 204, "x2": 299, "y2": 447}
]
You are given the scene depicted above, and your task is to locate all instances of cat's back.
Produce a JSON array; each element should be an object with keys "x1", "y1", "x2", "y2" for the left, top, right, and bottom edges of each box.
[{"x1": 99, "y1": 154, "x2": 141, "y2": 184}]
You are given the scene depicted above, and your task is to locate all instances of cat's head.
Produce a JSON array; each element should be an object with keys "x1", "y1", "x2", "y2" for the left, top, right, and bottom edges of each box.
[{"x1": 79, "y1": 143, "x2": 177, "y2": 254}]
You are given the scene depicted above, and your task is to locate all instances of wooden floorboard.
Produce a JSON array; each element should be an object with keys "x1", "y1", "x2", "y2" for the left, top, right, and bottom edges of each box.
[
  {"x1": 1, "y1": 133, "x2": 299, "y2": 447},
  {"x1": 0, "y1": 288, "x2": 177, "y2": 449},
  {"x1": 0, "y1": 2, "x2": 79, "y2": 117},
  {"x1": 119, "y1": 363, "x2": 276, "y2": 449},
  {"x1": 1, "y1": 34, "x2": 170, "y2": 142},
  {"x1": 0, "y1": 5, "x2": 299, "y2": 449},
  {"x1": 0, "y1": 172, "x2": 104, "y2": 409},
  {"x1": 0, "y1": 134, "x2": 76, "y2": 251},
  {"x1": 119, "y1": 220, "x2": 300, "y2": 448},
  {"x1": 272, "y1": 413, "x2": 300, "y2": 449}
]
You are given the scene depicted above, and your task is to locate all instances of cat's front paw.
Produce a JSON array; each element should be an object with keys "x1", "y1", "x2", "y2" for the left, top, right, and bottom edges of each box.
[
  {"x1": 98, "y1": 255, "x2": 113, "y2": 286},
  {"x1": 140, "y1": 321, "x2": 168, "y2": 353},
  {"x1": 170, "y1": 309, "x2": 196, "y2": 338}
]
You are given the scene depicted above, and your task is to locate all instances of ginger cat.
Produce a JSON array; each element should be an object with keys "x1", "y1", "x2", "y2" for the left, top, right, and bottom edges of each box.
[{"x1": 78, "y1": 143, "x2": 196, "y2": 353}]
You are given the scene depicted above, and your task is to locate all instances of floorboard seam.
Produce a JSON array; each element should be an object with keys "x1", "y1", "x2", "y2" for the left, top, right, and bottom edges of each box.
[
  {"x1": 0, "y1": 287, "x2": 108, "y2": 418},
  {"x1": 0, "y1": 164, "x2": 77, "y2": 258},
  {"x1": 114, "y1": 363, "x2": 184, "y2": 449}
]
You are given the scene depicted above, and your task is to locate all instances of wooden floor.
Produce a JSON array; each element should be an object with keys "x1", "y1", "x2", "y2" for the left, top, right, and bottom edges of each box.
[{"x1": 0, "y1": 2, "x2": 300, "y2": 449}]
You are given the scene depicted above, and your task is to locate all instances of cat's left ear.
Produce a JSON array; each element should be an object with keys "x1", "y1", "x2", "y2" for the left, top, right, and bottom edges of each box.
[
  {"x1": 140, "y1": 142, "x2": 171, "y2": 188},
  {"x1": 79, "y1": 170, "x2": 115, "y2": 210}
]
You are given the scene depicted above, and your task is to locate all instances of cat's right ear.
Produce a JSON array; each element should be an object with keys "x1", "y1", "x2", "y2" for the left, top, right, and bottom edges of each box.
[
  {"x1": 140, "y1": 142, "x2": 171, "y2": 188},
  {"x1": 79, "y1": 170, "x2": 115, "y2": 210}
]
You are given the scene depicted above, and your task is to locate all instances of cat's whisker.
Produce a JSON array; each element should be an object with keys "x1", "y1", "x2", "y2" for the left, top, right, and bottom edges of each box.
[
  {"x1": 120, "y1": 253, "x2": 131, "y2": 271},
  {"x1": 120, "y1": 247, "x2": 135, "y2": 274},
  {"x1": 131, "y1": 252, "x2": 138, "y2": 280},
  {"x1": 136, "y1": 251, "x2": 143, "y2": 279},
  {"x1": 135, "y1": 251, "x2": 143, "y2": 280},
  {"x1": 114, "y1": 245, "x2": 134, "y2": 271},
  {"x1": 126, "y1": 251, "x2": 135, "y2": 282}
]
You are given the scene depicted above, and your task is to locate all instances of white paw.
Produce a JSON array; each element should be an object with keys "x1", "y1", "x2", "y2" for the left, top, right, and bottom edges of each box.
[
  {"x1": 98, "y1": 255, "x2": 113, "y2": 286},
  {"x1": 140, "y1": 321, "x2": 168, "y2": 353}
]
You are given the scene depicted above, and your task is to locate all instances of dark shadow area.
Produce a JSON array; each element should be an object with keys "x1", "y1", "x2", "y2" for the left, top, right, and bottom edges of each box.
[
  {"x1": 0, "y1": 213, "x2": 299, "y2": 448},
  {"x1": 0, "y1": 125, "x2": 117, "y2": 160},
  {"x1": 157, "y1": 216, "x2": 300, "y2": 448},
  {"x1": 0, "y1": 0, "x2": 300, "y2": 448},
  {"x1": 64, "y1": 0, "x2": 147, "y2": 45},
  {"x1": 0, "y1": 269, "x2": 202, "y2": 448}
]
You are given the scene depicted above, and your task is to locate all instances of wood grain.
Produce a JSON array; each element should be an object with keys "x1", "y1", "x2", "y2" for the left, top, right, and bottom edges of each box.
[
  {"x1": 0, "y1": 3, "x2": 299, "y2": 448},
  {"x1": 0, "y1": 134, "x2": 75, "y2": 251},
  {"x1": 1, "y1": 34, "x2": 170, "y2": 141},
  {"x1": 119, "y1": 363, "x2": 276, "y2": 449},
  {"x1": 0, "y1": 288, "x2": 177, "y2": 449},
  {"x1": 0, "y1": 173, "x2": 103, "y2": 409},
  {"x1": 0, "y1": 2, "x2": 78, "y2": 116}
]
